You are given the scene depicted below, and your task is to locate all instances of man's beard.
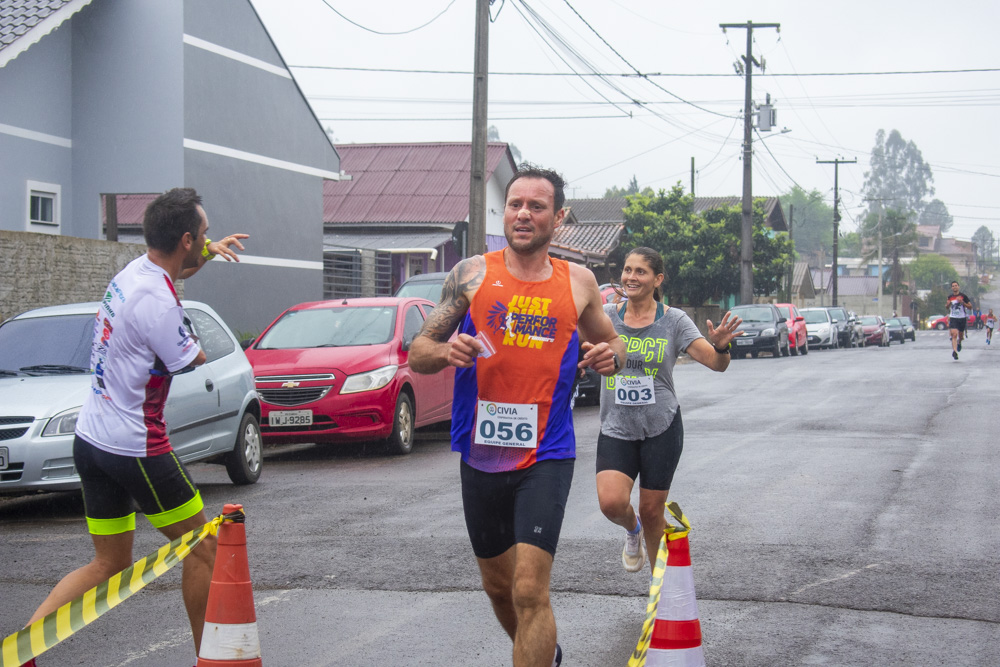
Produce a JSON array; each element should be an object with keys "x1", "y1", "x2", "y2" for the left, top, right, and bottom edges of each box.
[{"x1": 504, "y1": 227, "x2": 551, "y2": 254}]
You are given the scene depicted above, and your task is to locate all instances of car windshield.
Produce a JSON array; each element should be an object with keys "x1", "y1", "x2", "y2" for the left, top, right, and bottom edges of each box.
[
  {"x1": 801, "y1": 311, "x2": 830, "y2": 324},
  {"x1": 0, "y1": 313, "x2": 94, "y2": 374},
  {"x1": 777, "y1": 306, "x2": 790, "y2": 319},
  {"x1": 732, "y1": 307, "x2": 773, "y2": 323},
  {"x1": 899, "y1": 317, "x2": 913, "y2": 325},
  {"x1": 859, "y1": 317, "x2": 879, "y2": 326},
  {"x1": 829, "y1": 309, "x2": 847, "y2": 319},
  {"x1": 394, "y1": 281, "x2": 444, "y2": 302},
  {"x1": 255, "y1": 306, "x2": 397, "y2": 349},
  {"x1": 887, "y1": 319, "x2": 902, "y2": 326}
]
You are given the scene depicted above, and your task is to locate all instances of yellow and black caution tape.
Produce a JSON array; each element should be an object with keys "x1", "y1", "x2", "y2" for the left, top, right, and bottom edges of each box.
[
  {"x1": 1, "y1": 513, "x2": 227, "y2": 667},
  {"x1": 628, "y1": 501, "x2": 691, "y2": 667}
]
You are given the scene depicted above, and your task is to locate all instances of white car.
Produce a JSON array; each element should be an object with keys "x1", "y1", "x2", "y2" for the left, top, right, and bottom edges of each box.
[
  {"x1": 0, "y1": 301, "x2": 262, "y2": 495},
  {"x1": 799, "y1": 308, "x2": 838, "y2": 349}
]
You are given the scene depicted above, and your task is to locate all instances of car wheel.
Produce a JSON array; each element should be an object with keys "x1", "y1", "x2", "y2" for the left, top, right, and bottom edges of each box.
[
  {"x1": 773, "y1": 340, "x2": 782, "y2": 358},
  {"x1": 936, "y1": 322, "x2": 946, "y2": 330},
  {"x1": 790, "y1": 338, "x2": 798, "y2": 356},
  {"x1": 225, "y1": 412, "x2": 262, "y2": 485},
  {"x1": 781, "y1": 339, "x2": 790, "y2": 357},
  {"x1": 750, "y1": 351, "x2": 758, "y2": 359},
  {"x1": 386, "y1": 392, "x2": 415, "y2": 455},
  {"x1": 800, "y1": 340, "x2": 808, "y2": 355}
]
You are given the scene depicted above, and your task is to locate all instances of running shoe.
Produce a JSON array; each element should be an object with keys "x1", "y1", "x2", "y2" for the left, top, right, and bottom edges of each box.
[
  {"x1": 622, "y1": 521, "x2": 646, "y2": 572},
  {"x1": 552, "y1": 643, "x2": 562, "y2": 667},
  {"x1": 953, "y1": 351, "x2": 959, "y2": 360}
]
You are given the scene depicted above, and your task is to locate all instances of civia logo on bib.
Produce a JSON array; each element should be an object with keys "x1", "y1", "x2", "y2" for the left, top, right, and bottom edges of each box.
[
  {"x1": 485, "y1": 296, "x2": 559, "y2": 350},
  {"x1": 486, "y1": 403, "x2": 498, "y2": 416}
]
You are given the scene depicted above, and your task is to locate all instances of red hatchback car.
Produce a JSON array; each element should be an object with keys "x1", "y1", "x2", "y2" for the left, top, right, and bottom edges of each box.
[
  {"x1": 244, "y1": 297, "x2": 454, "y2": 454},
  {"x1": 775, "y1": 303, "x2": 808, "y2": 355}
]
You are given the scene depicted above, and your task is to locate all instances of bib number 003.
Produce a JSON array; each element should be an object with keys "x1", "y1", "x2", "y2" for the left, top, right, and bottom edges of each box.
[
  {"x1": 614, "y1": 375, "x2": 655, "y2": 406},
  {"x1": 475, "y1": 401, "x2": 538, "y2": 449}
]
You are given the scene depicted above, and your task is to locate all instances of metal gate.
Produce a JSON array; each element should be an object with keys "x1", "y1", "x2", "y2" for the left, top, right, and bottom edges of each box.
[{"x1": 323, "y1": 248, "x2": 393, "y2": 299}]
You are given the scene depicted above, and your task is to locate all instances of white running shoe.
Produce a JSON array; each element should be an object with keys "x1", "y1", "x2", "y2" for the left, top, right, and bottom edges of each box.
[{"x1": 622, "y1": 520, "x2": 646, "y2": 572}]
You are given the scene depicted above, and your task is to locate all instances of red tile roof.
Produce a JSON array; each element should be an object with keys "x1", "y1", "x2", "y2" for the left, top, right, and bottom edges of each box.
[
  {"x1": 324, "y1": 142, "x2": 515, "y2": 225},
  {"x1": 101, "y1": 193, "x2": 158, "y2": 228}
]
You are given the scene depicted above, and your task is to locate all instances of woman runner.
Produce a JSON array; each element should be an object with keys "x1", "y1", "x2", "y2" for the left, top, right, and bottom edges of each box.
[
  {"x1": 986, "y1": 309, "x2": 996, "y2": 345},
  {"x1": 596, "y1": 247, "x2": 743, "y2": 572}
]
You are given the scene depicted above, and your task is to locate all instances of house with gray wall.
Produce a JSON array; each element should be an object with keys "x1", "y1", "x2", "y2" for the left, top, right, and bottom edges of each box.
[{"x1": 0, "y1": 0, "x2": 342, "y2": 332}]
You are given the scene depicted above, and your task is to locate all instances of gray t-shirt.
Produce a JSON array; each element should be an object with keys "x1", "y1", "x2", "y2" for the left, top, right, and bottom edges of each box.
[{"x1": 599, "y1": 303, "x2": 703, "y2": 440}]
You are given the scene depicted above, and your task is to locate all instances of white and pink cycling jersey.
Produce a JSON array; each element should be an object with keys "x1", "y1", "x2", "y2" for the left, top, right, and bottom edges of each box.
[{"x1": 76, "y1": 255, "x2": 200, "y2": 457}]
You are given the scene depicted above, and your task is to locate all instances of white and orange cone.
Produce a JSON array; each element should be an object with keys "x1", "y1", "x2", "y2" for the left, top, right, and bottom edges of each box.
[
  {"x1": 197, "y1": 504, "x2": 262, "y2": 667},
  {"x1": 645, "y1": 531, "x2": 704, "y2": 666}
]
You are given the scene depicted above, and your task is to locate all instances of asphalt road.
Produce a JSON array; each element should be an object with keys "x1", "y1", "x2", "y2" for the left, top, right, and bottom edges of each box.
[{"x1": 2, "y1": 320, "x2": 999, "y2": 666}]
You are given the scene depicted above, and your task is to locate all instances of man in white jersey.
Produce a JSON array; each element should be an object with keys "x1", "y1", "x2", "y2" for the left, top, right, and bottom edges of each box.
[
  {"x1": 21, "y1": 188, "x2": 247, "y2": 664},
  {"x1": 946, "y1": 280, "x2": 972, "y2": 361}
]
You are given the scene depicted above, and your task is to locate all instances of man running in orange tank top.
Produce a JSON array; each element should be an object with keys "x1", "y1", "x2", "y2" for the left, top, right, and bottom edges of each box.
[{"x1": 411, "y1": 165, "x2": 626, "y2": 667}]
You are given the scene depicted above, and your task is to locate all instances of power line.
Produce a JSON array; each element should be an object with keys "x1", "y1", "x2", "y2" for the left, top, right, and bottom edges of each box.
[
  {"x1": 318, "y1": 0, "x2": 459, "y2": 36},
  {"x1": 289, "y1": 64, "x2": 1000, "y2": 77}
]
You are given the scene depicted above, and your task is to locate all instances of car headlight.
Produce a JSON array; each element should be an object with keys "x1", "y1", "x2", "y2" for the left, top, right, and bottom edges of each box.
[
  {"x1": 42, "y1": 407, "x2": 80, "y2": 437},
  {"x1": 340, "y1": 365, "x2": 398, "y2": 394},
  {"x1": 761, "y1": 328, "x2": 776, "y2": 337}
]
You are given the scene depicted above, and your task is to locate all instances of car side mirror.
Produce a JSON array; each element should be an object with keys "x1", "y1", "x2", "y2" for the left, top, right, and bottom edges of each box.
[
  {"x1": 795, "y1": 316, "x2": 804, "y2": 322},
  {"x1": 402, "y1": 334, "x2": 414, "y2": 351},
  {"x1": 239, "y1": 337, "x2": 255, "y2": 350},
  {"x1": 831, "y1": 319, "x2": 839, "y2": 324},
  {"x1": 777, "y1": 317, "x2": 787, "y2": 324}
]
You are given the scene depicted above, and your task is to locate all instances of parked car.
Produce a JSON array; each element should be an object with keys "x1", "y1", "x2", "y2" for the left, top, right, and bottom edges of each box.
[
  {"x1": 823, "y1": 306, "x2": 859, "y2": 348},
  {"x1": 885, "y1": 318, "x2": 907, "y2": 344},
  {"x1": 599, "y1": 283, "x2": 621, "y2": 304},
  {"x1": 858, "y1": 315, "x2": 889, "y2": 347},
  {"x1": 729, "y1": 303, "x2": 790, "y2": 359},
  {"x1": 0, "y1": 301, "x2": 263, "y2": 495},
  {"x1": 898, "y1": 316, "x2": 917, "y2": 341},
  {"x1": 244, "y1": 297, "x2": 454, "y2": 455},
  {"x1": 927, "y1": 315, "x2": 948, "y2": 330},
  {"x1": 572, "y1": 365, "x2": 602, "y2": 407},
  {"x1": 800, "y1": 307, "x2": 839, "y2": 349},
  {"x1": 775, "y1": 303, "x2": 808, "y2": 355},
  {"x1": 393, "y1": 271, "x2": 449, "y2": 302}
]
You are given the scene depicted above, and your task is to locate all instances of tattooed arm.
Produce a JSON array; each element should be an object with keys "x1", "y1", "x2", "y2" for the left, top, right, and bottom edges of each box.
[{"x1": 409, "y1": 256, "x2": 487, "y2": 374}]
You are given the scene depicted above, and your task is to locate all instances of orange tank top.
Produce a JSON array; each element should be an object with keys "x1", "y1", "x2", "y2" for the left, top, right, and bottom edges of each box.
[{"x1": 451, "y1": 250, "x2": 580, "y2": 472}]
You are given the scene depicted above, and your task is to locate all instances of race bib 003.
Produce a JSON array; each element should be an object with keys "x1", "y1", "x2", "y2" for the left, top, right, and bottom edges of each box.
[
  {"x1": 614, "y1": 375, "x2": 655, "y2": 406},
  {"x1": 475, "y1": 400, "x2": 538, "y2": 449}
]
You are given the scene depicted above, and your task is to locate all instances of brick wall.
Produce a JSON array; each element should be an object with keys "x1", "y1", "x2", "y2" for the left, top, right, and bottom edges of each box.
[{"x1": 0, "y1": 230, "x2": 182, "y2": 321}]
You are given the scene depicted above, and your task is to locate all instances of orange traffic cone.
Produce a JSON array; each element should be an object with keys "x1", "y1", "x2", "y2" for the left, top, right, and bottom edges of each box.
[
  {"x1": 645, "y1": 533, "x2": 705, "y2": 666},
  {"x1": 197, "y1": 504, "x2": 262, "y2": 667}
]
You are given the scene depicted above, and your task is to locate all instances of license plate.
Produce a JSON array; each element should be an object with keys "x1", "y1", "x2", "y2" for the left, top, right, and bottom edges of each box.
[
  {"x1": 269, "y1": 410, "x2": 313, "y2": 427},
  {"x1": 0, "y1": 446, "x2": 7, "y2": 470},
  {"x1": 735, "y1": 338, "x2": 754, "y2": 346}
]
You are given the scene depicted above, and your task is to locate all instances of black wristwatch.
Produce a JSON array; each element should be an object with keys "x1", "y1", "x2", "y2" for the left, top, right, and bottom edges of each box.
[
  {"x1": 611, "y1": 351, "x2": 621, "y2": 371},
  {"x1": 713, "y1": 342, "x2": 731, "y2": 355}
]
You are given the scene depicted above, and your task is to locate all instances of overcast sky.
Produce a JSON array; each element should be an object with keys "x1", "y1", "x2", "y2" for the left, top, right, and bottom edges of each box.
[{"x1": 251, "y1": 0, "x2": 1000, "y2": 241}]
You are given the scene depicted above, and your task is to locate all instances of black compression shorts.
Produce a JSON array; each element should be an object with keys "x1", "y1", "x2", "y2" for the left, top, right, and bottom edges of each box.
[
  {"x1": 949, "y1": 317, "x2": 966, "y2": 333},
  {"x1": 460, "y1": 457, "x2": 574, "y2": 559},
  {"x1": 596, "y1": 409, "x2": 684, "y2": 491},
  {"x1": 74, "y1": 435, "x2": 204, "y2": 535}
]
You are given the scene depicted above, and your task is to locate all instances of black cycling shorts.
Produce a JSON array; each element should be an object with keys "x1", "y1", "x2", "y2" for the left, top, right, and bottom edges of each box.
[
  {"x1": 73, "y1": 435, "x2": 204, "y2": 535},
  {"x1": 460, "y1": 457, "x2": 574, "y2": 559},
  {"x1": 596, "y1": 409, "x2": 684, "y2": 491},
  {"x1": 949, "y1": 317, "x2": 966, "y2": 333}
]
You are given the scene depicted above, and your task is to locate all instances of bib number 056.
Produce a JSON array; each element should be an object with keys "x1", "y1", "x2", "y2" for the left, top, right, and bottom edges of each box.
[{"x1": 475, "y1": 401, "x2": 538, "y2": 449}]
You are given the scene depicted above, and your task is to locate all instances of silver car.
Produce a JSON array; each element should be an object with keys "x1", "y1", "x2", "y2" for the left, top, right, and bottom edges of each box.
[
  {"x1": 800, "y1": 308, "x2": 838, "y2": 349},
  {"x1": 0, "y1": 301, "x2": 262, "y2": 495}
]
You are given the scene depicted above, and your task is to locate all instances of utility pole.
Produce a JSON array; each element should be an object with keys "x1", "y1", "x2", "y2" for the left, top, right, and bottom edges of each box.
[
  {"x1": 786, "y1": 204, "x2": 794, "y2": 302},
  {"x1": 816, "y1": 158, "x2": 856, "y2": 306},
  {"x1": 720, "y1": 21, "x2": 780, "y2": 305},
  {"x1": 863, "y1": 197, "x2": 893, "y2": 321},
  {"x1": 690, "y1": 157, "x2": 695, "y2": 196},
  {"x1": 468, "y1": 0, "x2": 490, "y2": 258}
]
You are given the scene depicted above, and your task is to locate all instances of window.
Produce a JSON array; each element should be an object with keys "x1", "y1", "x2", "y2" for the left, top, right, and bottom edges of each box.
[
  {"x1": 26, "y1": 181, "x2": 61, "y2": 234},
  {"x1": 403, "y1": 306, "x2": 425, "y2": 343},
  {"x1": 185, "y1": 309, "x2": 236, "y2": 363}
]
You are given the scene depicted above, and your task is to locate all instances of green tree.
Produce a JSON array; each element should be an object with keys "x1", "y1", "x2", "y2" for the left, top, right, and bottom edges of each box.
[
  {"x1": 604, "y1": 175, "x2": 654, "y2": 199},
  {"x1": 619, "y1": 186, "x2": 792, "y2": 305},
  {"x1": 907, "y1": 254, "x2": 959, "y2": 290},
  {"x1": 839, "y1": 230, "x2": 862, "y2": 257},
  {"x1": 860, "y1": 208, "x2": 919, "y2": 312},
  {"x1": 862, "y1": 129, "x2": 935, "y2": 220},
  {"x1": 918, "y1": 198, "x2": 953, "y2": 233},
  {"x1": 971, "y1": 225, "x2": 996, "y2": 269},
  {"x1": 780, "y1": 186, "x2": 834, "y2": 259}
]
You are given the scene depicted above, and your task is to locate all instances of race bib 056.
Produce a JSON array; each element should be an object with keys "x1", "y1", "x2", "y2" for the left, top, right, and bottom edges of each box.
[{"x1": 475, "y1": 400, "x2": 538, "y2": 449}]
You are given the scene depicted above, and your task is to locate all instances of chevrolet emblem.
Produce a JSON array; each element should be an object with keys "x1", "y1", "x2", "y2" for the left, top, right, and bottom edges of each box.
[{"x1": 281, "y1": 381, "x2": 300, "y2": 388}]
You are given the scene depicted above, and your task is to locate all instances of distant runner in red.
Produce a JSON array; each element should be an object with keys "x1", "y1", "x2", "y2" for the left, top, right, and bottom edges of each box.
[{"x1": 946, "y1": 280, "x2": 972, "y2": 360}]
